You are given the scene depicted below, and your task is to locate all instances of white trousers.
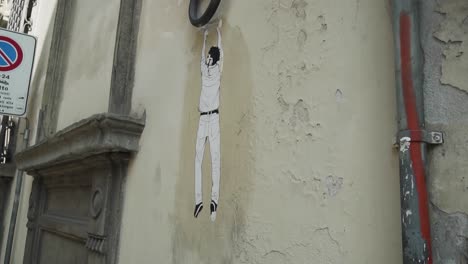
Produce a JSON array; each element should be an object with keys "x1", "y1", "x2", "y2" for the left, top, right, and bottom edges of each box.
[{"x1": 195, "y1": 113, "x2": 220, "y2": 205}]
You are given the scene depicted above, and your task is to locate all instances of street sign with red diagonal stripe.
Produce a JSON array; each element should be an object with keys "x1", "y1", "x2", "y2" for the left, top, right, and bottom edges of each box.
[{"x1": 0, "y1": 28, "x2": 36, "y2": 116}]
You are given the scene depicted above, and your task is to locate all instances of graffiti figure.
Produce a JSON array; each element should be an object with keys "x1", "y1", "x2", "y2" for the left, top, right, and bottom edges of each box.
[{"x1": 194, "y1": 20, "x2": 223, "y2": 222}]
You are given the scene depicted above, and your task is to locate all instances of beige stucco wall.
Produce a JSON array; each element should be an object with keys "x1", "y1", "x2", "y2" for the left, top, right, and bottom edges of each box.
[
  {"x1": 120, "y1": 0, "x2": 401, "y2": 263},
  {"x1": 55, "y1": 0, "x2": 119, "y2": 130},
  {"x1": 3, "y1": 0, "x2": 468, "y2": 262}
]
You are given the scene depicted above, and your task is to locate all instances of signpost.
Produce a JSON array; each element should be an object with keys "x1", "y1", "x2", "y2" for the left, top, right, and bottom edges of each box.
[{"x1": 0, "y1": 28, "x2": 36, "y2": 116}]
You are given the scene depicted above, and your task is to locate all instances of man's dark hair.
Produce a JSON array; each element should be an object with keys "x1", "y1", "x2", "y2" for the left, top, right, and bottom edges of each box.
[{"x1": 208, "y1": 46, "x2": 220, "y2": 65}]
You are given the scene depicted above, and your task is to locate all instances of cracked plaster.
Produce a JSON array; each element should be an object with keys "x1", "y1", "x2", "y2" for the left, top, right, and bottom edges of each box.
[
  {"x1": 433, "y1": 0, "x2": 468, "y2": 93},
  {"x1": 119, "y1": 0, "x2": 400, "y2": 263},
  {"x1": 422, "y1": 0, "x2": 468, "y2": 262}
]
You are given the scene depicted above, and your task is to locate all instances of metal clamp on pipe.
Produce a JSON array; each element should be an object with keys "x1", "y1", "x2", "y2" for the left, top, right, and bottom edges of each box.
[{"x1": 396, "y1": 130, "x2": 444, "y2": 147}]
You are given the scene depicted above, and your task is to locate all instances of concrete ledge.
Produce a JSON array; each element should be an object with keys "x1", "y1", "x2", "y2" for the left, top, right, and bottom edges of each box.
[{"x1": 15, "y1": 113, "x2": 145, "y2": 172}]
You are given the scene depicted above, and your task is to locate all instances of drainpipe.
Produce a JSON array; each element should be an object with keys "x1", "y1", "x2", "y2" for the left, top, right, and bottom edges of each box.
[{"x1": 391, "y1": 1, "x2": 443, "y2": 263}]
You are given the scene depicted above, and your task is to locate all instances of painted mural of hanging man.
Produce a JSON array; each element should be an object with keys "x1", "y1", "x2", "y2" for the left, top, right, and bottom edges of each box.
[{"x1": 194, "y1": 20, "x2": 223, "y2": 222}]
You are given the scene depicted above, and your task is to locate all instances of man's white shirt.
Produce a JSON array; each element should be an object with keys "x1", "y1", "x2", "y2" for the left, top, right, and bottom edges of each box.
[{"x1": 199, "y1": 62, "x2": 221, "y2": 112}]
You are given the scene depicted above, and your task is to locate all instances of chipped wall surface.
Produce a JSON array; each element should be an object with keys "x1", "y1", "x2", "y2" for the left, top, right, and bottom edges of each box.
[
  {"x1": 421, "y1": 0, "x2": 468, "y2": 263},
  {"x1": 120, "y1": 0, "x2": 401, "y2": 263},
  {"x1": 433, "y1": 0, "x2": 468, "y2": 94},
  {"x1": 423, "y1": 0, "x2": 468, "y2": 124},
  {"x1": 428, "y1": 123, "x2": 468, "y2": 263}
]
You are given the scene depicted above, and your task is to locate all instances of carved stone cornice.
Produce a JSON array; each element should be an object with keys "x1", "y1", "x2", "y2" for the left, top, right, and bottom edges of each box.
[
  {"x1": 15, "y1": 113, "x2": 145, "y2": 173},
  {"x1": 19, "y1": 113, "x2": 144, "y2": 264}
]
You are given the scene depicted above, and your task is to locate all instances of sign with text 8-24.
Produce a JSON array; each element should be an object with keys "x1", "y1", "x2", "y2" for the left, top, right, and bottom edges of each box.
[{"x1": 0, "y1": 28, "x2": 36, "y2": 116}]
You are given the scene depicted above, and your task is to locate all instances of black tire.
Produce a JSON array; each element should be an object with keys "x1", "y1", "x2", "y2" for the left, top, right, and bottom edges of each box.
[{"x1": 189, "y1": 0, "x2": 221, "y2": 27}]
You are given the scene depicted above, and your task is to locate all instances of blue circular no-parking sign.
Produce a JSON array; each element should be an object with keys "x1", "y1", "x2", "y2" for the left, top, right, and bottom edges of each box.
[{"x1": 0, "y1": 36, "x2": 23, "y2": 71}]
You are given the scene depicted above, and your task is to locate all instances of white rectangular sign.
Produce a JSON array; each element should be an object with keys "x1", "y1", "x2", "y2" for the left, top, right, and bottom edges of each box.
[{"x1": 0, "y1": 28, "x2": 36, "y2": 116}]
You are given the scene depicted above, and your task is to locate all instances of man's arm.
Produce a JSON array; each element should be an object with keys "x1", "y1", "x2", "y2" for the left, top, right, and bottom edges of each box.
[
  {"x1": 201, "y1": 29, "x2": 208, "y2": 67},
  {"x1": 217, "y1": 20, "x2": 224, "y2": 72}
]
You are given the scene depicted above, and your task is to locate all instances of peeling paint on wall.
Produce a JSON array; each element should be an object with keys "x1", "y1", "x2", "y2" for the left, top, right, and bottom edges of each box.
[
  {"x1": 325, "y1": 175, "x2": 344, "y2": 197},
  {"x1": 428, "y1": 123, "x2": 468, "y2": 214},
  {"x1": 422, "y1": 1, "x2": 468, "y2": 262},
  {"x1": 431, "y1": 203, "x2": 468, "y2": 263},
  {"x1": 433, "y1": 0, "x2": 468, "y2": 93},
  {"x1": 120, "y1": 1, "x2": 401, "y2": 263},
  {"x1": 274, "y1": 97, "x2": 321, "y2": 144}
]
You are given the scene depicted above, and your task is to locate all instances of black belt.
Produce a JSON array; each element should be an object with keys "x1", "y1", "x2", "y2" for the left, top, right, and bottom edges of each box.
[{"x1": 200, "y1": 109, "x2": 219, "y2": 116}]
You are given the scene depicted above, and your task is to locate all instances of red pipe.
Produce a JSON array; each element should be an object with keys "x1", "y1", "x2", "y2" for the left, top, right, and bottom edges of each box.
[{"x1": 399, "y1": 12, "x2": 432, "y2": 263}]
